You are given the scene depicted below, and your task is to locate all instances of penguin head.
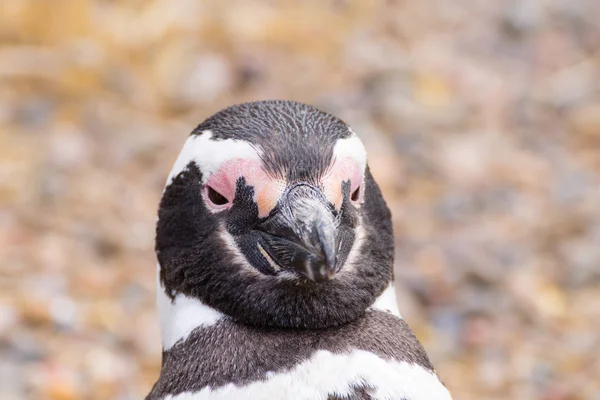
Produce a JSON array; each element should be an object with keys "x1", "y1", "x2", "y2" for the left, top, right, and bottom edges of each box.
[{"x1": 157, "y1": 100, "x2": 394, "y2": 329}]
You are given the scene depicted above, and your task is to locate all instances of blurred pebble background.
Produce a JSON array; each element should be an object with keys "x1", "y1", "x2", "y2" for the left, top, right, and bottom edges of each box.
[{"x1": 1, "y1": 0, "x2": 599, "y2": 399}]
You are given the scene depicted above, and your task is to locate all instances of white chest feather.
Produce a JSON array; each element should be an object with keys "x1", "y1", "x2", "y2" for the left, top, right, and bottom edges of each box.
[{"x1": 163, "y1": 349, "x2": 451, "y2": 400}]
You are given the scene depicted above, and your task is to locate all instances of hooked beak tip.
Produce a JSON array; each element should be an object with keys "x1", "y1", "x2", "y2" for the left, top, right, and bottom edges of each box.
[{"x1": 303, "y1": 249, "x2": 337, "y2": 282}]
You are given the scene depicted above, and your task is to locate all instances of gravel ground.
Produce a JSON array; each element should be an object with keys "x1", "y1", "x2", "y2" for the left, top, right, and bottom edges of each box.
[{"x1": 1, "y1": 1, "x2": 599, "y2": 399}]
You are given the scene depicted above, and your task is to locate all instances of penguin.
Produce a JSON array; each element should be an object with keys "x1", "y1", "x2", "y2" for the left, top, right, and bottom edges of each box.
[{"x1": 147, "y1": 100, "x2": 452, "y2": 400}]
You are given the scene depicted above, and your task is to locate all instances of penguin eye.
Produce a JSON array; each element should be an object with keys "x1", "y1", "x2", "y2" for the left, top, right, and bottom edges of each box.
[
  {"x1": 351, "y1": 186, "x2": 360, "y2": 202},
  {"x1": 349, "y1": 177, "x2": 364, "y2": 205},
  {"x1": 205, "y1": 185, "x2": 230, "y2": 208}
]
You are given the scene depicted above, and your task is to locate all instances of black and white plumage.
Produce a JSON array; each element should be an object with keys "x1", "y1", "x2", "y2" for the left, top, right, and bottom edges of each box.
[{"x1": 148, "y1": 100, "x2": 452, "y2": 400}]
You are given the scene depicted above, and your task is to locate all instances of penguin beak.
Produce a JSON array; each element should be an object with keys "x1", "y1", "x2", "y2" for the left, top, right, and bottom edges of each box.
[{"x1": 257, "y1": 184, "x2": 339, "y2": 282}]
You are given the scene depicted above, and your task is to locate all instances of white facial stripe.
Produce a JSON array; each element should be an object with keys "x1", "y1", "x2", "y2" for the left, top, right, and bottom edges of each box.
[
  {"x1": 371, "y1": 283, "x2": 402, "y2": 318},
  {"x1": 164, "y1": 349, "x2": 451, "y2": 400},
  {"x1": 166, "y1": 130, "x2": 262, "y2": 186},
  {"x1": 166, "y1": 131, "x2": 285, "y2": 217},
  {"x1": 157, "y1": 265, "x2": 225, "y2": 350},
  {"x1": 332, "y1": 131, "x2": 367, "y2": 172}
]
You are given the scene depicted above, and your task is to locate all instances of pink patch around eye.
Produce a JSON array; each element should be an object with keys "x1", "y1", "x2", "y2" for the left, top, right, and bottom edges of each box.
[
  {"x1": 203, "y1": 159, "x2": 285, "y2": 216},
  {"x1": 323, "y1": 157, "x2": 364, "y2": 209}
]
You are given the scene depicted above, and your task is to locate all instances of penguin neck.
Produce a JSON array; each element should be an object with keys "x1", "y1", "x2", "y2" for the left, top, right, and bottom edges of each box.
[
  {"x1": 371, "y1": 281, "x2": 402, "y2": 317},
  {"x1": 157, "y1": 267, "x2": 401, "y2": 351},
  {"x1": 156, "y1": 267, "x2": 226, "y2": 351}
]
